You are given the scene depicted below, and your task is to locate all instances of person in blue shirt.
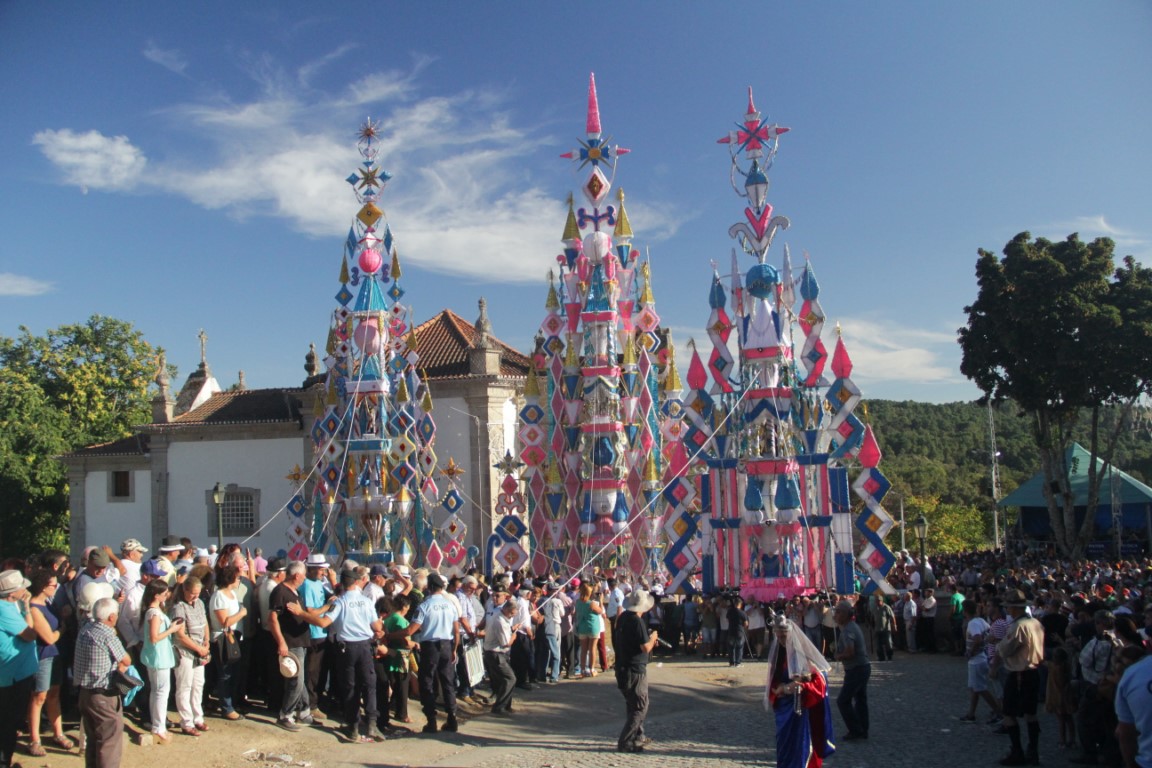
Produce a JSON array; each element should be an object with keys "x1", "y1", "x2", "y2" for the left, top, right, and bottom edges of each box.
[
  {"x1": 404, "y1": 572, "x2": 460, "y2": 734},
  {"x1": 1116, "y1": 652, "x2": 1152, "y2": 768},
  {"x1": 0, "y1": 569, "x2": 38, "y2": 768},
  {"x1": 309, "y1": 566, "x2": 385, "y2": 743},
  {"x1": 300, "y1": 555, "x2": 335, "y2": 719}
]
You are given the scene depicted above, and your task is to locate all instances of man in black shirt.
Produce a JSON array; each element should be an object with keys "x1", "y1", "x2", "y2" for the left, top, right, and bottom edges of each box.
[
  {"x1": 614, "y1": 589, "x2": 659, "y2": 753},
  {"x1": 268, "y1": 562, "x2": 318, "y2": 731}
]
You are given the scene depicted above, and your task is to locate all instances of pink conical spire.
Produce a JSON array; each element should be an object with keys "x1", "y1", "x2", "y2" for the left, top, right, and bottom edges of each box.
[
  {"x1": 746, "y1": 86, "x2": 757, "y2": 116},
  {"x1": 587, "y1": 72, "x2": 601, "y2": 136},
  {"x1": 858, "y1": 425, "x2": 882, "y2": 468},
  {"x1": 686, "y1": 345, "x2": 708, "y2": 390},
  {"x1": 831, "y1": 335, "x2": 853, "y2": 379}
]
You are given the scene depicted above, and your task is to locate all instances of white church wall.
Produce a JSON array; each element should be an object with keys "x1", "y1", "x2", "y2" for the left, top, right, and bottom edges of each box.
[
  {"x1": 83, "y1": 470, "x2": 152, "y2": 550},
  {"x1": 430, "y1": 395, "x2": 475, "y2": 539},
  {"x1": 167, "y1": 437, "x2": 304, "y2": 557}
]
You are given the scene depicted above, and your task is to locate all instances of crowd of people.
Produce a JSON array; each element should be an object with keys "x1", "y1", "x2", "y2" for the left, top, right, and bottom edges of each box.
[
  {"x1": 4, "y1": 537, "x2": 1152, "y2": 768},
  {"x1": 0, "y1": 535, "x2": 693, "y2": 766}
]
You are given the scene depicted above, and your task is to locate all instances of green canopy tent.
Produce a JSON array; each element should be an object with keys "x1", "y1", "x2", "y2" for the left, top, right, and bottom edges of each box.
[{"x1": 999, "y1": 443, "x2": 1152, "y2": 555}]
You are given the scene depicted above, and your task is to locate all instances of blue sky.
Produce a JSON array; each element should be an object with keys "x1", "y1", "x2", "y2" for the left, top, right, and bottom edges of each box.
[{"x1": 2, "y1": 2, "x2": 1150, "y2": 404}]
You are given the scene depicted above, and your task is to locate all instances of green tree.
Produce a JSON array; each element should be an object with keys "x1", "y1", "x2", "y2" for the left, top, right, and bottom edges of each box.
[
  {"x1": 0, "y1": 315, "x2": 165, "y2": 555},
  {"x1": 958, "y1": 232, "x2": 1152, "y2": 558}
]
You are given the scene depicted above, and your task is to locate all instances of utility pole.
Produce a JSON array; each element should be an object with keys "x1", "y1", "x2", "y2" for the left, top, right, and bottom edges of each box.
[{"x1": 987, "y1": 402, "x2": 1002, "y2": 551}]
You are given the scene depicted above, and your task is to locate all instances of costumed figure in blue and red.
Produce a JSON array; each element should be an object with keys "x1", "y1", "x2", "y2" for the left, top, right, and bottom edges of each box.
[{"x1": 764, "y1": 614, "x2": 836, "y2": 768}]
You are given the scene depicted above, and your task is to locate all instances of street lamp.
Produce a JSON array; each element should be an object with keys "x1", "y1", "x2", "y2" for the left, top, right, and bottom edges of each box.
[
  {"x1": 212, "y1": 482, "x2": 226, "y2": 550},
  {"x1": 913, "y1": 513, "x2": 929, "y2": 567}
]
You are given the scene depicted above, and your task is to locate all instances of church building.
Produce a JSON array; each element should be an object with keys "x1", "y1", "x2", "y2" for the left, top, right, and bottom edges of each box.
[{"x1": 59, "y1": 302, "x2": 528, "y2": 560}]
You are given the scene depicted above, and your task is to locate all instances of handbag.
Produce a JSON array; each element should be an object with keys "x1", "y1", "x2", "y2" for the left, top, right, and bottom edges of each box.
[
  {"x1": 111, "y1": 666, "x2": 145, "y2": 699},
  {"x1": 217, "y1": 630, "x2": 241, "y2": 664}
]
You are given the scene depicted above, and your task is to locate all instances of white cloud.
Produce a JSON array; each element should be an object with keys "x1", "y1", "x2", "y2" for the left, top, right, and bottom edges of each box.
[
  {"x1": 827, "y1": 316, "x2": 958, "y2": 386},
  {"x1": 297, "y1": 43, "x2": 358, "y2": 88},
  {"x1": 143, "y1": 42, "x2": 188, "y2": 75},
  {"x1": 0, "y1": 273, "x2": 53, "y2": 297},
  {"x1": 32, "y1": 60, "x2": 682, "y2": 285},
  {"x1": 32, "y1": 129, "x2": 148, "y2": 192},
  {"x1": 659, "y1": 314, "x2": 962, "y2": 393},
  {"x1": 1040, "y1": 215, "x2": 1149, "y2": 253}
]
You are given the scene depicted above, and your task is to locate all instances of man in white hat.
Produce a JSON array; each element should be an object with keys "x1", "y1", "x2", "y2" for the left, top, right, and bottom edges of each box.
[
  {"x1": 117, "y1": 538, "x2": 149, "y2": 595},
  {"x1": 301, "y1": 553, "x2": 335, "y2": 720},
  {"x1": 614, "y1": 589, "x2": 659, "y2": 753},
  {"x1": 156, "y1": 535, "x2": 185, "y2": 587}
]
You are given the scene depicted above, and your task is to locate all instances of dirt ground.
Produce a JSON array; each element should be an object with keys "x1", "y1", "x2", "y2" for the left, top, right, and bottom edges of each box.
[{"x1": 15, "y1": 656, "x2": 749, "y2": 768}]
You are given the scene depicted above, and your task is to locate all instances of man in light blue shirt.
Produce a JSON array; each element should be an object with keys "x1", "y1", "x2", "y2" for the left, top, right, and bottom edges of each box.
[
  {"x1": 300, "y1": 555, "x2": 334, "y2": 717},
  {"x1": 314, "y1": 566, "x2": 383, "y2": 742},
  {"x1": 405, "y1": 572, "x2": 460, "y2": 734},
  {"x1": 455, "y1": 576, "x2": 481, "y2": 702},
  {"x1": 1116, "y1": 654, "x2": 1152, "y2": 768}
]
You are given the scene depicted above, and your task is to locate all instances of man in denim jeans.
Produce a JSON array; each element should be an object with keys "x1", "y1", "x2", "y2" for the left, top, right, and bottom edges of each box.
[
  {"x1": 540, "y1": 582, "x2": 566, "y2": 683},
  {"x1": 833, "y1": 599, "x2": 871, "y2": 741}
]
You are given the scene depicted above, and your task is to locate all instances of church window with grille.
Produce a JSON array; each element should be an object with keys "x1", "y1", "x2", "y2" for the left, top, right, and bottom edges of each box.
[{"x1": 207, "y1": 485, "x2": 260, "y2": 538}]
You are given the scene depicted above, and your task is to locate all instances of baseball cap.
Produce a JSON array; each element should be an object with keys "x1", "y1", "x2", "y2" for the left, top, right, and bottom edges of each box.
[
  {"x1": 121, "y1": 538, "x2": 148, "y2": 554},
  {"x1": 427, "y1": 572, "x2": 446, "y2": 591},
  {"x1": 141, "y1": 559, "x2": 166, "y2": 578},
  {"x1": 279, "y1": 655, "x2": 299, "y2": 678},
  {"x1": 369, "y1": 564, "x2": 388, "y2": 578},
  {"x1": 89, "y1": 549, "x2": 111, "y2": 568}
]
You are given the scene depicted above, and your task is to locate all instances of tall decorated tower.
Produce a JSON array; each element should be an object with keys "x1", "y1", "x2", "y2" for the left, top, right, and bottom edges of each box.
[
  {"x1": 670, "y1": 89, "x2": 897, "y2": 598},
  {"x1": 298, "y1": 120, "x2": 438, "y2": 566},
  {"x1": 520, "y1": 75, "x2": 669, "y2": 579}
]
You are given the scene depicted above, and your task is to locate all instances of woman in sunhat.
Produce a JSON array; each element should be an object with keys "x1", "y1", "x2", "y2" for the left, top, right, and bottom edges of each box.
[{"x1": 0, "y1": 569, "x2": 38, "y2": 768}]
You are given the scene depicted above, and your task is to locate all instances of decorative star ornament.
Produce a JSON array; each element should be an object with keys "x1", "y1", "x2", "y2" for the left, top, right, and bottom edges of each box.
[
  {"x1": 439, "y1": 456, "x2": 466, "y2": 480},
  {"x1": 358, "y1": 119, "x2": 381, "y2": 143},
  {"x1": 493, "y1": 450, "x2": 525, "y2": 476}
]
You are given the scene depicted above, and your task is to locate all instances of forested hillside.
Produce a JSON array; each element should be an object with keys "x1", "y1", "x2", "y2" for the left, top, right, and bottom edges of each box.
[{"x1": 858, "y1": 399, "x2": 1152, "y2": 551}]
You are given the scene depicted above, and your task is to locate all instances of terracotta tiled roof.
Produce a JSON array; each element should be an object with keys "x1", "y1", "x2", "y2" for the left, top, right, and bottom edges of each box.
[
  {"x1": 59, "y1": 434, "x2": 150, "y2": 459},
  {"x1": 158, "y1": 388, "x2": 305, "y2": 428},
  {"x1": 413, "y1": 309, "x2": 530, "y2": 380}
]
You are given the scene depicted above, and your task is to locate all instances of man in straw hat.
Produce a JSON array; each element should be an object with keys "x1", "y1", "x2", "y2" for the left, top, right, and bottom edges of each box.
[
  {"x1": 765, "y1": 612, "x2": 836, "y2": 768},
  {"x1": 614, "y1": 588, "x2": 660, "y2": 753},
  {"x1": 991, "y1": 588, "x2": 1044, "y2": 766}
]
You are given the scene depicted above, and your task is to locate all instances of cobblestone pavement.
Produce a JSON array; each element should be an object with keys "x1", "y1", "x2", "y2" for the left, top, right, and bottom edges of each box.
[
  {"x1": 25, "y1": 650, "x2": 1091, "y2": 768},
  {"x1": 399, "y1": 650, "x2": 1091, "y2": 768}
]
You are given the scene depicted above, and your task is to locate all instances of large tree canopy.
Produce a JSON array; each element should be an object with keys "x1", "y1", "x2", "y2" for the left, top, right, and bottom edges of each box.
[
  {"x1": 0, "y1": 315, "x2": 165, "y2": 556},
  {"x1": 958, "y1": 232, "x2": 1152, "y2": 558}
]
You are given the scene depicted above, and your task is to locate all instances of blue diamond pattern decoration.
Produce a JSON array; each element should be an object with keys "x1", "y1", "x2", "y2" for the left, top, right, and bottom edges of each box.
[
  {"x1": 519, "y1": 403, "x2": 544, "y2": 424},
  {"x1": 322, "y1": 464, "x2": 341, "y2": 486},
  {"x1": 387, "y1": 283, "x2": 405, "y2": 301},
  {"x1": 287, "y1": 495, "x2": 306, "y2": 517},
  {"x1": 335, "y1": 286, "x2": 354, "y2": 306},
  {"x1": 390, "y1": 410, "x2": 414, "y2": 434},
  {"x1": 496, "y1": 514, "x2": 527, "y2": 543},
  {"x1": 391, "y1": 462, "x2": 415, "y2": 486},
  {"x1": 417, "y1": 414, "x2": 436, "y2": 444},
  {"x1": 441, "y1": 488, "x2": 464, "y2": 514},
  {"x1": 389, "y1": 356, "x2": 407, "y2": 374}
]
